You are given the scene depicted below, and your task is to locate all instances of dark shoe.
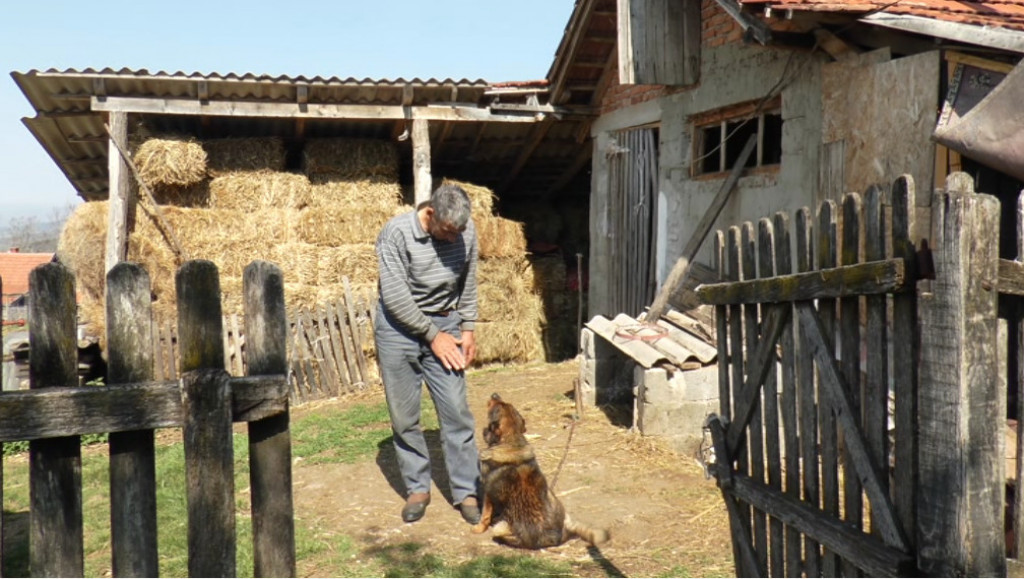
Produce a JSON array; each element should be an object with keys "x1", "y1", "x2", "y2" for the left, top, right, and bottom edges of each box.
[
  {"x1": 402, "y1": 492, "x2": 431, "y2": 523},
  {"x1": 459, "y1": 497, "x2": 481, "y2": 525}
]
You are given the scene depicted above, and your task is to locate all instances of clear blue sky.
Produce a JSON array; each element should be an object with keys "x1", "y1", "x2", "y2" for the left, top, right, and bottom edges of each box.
[{"x1": 0, "y1": 1, "x2": 574, "y2": 222}]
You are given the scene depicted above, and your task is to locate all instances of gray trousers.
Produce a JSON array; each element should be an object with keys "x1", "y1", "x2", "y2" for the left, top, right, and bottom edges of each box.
[{"x1": 373, "y1": 305, "x2": 480, "y2": 504}]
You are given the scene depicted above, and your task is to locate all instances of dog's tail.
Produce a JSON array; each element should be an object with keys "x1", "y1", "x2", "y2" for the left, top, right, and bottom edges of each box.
[{"x1": 564, "y1": 514, "x2": 610, "y2": 546}]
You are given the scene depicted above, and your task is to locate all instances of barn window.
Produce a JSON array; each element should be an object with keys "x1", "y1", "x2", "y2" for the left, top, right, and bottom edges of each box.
[{"x1": 691, "y1": 98, "x2": 783, "y2": 177}]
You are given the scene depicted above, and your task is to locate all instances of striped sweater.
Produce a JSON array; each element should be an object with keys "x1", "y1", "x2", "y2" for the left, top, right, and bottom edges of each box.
[{"x1": 375, "y1": 209, "x2": 478, "y2": 342}]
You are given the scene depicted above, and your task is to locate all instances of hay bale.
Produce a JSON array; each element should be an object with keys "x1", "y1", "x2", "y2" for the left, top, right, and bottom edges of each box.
[
  {"x1": 443, "y1": 179, "x2": 495, "y2": 217},
  {"x1": 296, "y1": 204, "x2": 399, "y2": 247},
  {"x1": 209, "y1": 171, "x2": 312, "y2": 211},
  {"x1": 473, "y1": 320, "x2": 545, "y2": 364},
  {"x1": 303, "y1": 139, "x2": 398, "y2": 180},
  {"x1": 57, "y1": 201, "x2": 108, "y2": 302},
  {"x1": 476, "y1": 215, "x2": 527, "y2": 259},
  {"x1": 149, "y1": 181, "x2": 211, "y2": 207},
  {"x1": 477, "y1": 258, "x2": 542, "y2": 323},
  {"x1": 316, "y1": 244, "x2": 378, "y2": 286},
  {"x1": 308, "y1": 176, "x2": 403, "y2": 210},
  {"x1": 134, "y1": 137, "x2": 208, "y2": 188},
  {"x1": 204, "y1": 138, "x2": 286, "y2": 175},
  {"x1": 267, "y1": 243, "x2": 321, "y2": 286}
]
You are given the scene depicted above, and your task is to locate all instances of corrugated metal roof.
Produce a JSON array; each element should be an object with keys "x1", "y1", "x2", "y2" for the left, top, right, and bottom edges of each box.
[
  {"x1": 12, "y1": 67, "x2": 595, "y2": 204},
  {"x1": 742, "y1": 0, "x2": 1024, "y2": 31}
]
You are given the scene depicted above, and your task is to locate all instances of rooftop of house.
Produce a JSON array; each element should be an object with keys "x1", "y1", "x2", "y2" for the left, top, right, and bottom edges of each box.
[{"x1": 0, "y1": 250, "x2": 55, "y2": 304}]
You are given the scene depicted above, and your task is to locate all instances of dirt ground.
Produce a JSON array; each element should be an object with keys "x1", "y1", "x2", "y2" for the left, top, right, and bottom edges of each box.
[{"x1": 290, "y1": 360, "x2": 735, "y2": 578}]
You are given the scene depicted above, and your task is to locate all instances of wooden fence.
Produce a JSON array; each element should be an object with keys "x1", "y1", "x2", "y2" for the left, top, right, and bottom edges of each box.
[
  {"x1": 698, "y1": 173, "x2": 1013, "y2": 576},
  {"x1": 151, "y1": 276, "x2": 378, "y2": 404},
  {"x1": 0, "y1": 259, "x2": 295, "y2": 577}
]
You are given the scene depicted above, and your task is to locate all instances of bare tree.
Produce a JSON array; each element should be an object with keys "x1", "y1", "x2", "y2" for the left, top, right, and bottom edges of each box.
[{"x1": 2, "y1": 202, "x2": 77, "y2": 253}]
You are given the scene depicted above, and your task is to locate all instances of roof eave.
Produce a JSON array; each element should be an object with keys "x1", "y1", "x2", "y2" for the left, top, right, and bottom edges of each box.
[{"x1": 860, "y1": 13, "x2": 1024, "y2": 53}]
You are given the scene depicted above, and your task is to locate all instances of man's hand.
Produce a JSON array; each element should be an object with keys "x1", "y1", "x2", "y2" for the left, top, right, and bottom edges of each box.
[
  {"x1": 461, "y1": 330, "x2": 476, "y2": 366},
  {"x1": 430, "y1": 331, "x2": 466, "y2": 371}
]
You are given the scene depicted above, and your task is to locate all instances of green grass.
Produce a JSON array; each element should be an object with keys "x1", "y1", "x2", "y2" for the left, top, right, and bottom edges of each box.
[{"x1": 0, "y1": 396, "x2": 584, "y2": 578}]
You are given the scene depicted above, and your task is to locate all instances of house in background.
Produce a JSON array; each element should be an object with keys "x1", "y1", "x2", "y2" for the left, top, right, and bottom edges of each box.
[
  {"x1": 557, "y1": 0, "x2": 1024, "y2": 318},
  {"x1": 0, "y1": 248, "x2": 54, "y2": 320}
]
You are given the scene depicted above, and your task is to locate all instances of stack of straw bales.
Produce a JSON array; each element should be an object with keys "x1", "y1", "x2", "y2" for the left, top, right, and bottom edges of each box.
[{"x1": 58, "y1": 136, "x2": 552, "y2": 366}]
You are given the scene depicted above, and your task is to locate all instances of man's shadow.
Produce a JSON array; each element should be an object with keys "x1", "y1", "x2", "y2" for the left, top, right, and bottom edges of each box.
[{"x1": 376, "y1": 430, "x2": 455, "y2": 505}]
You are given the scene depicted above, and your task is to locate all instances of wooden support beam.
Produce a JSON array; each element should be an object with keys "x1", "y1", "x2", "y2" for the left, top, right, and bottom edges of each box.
[
  {"x1": 697, "y1": 258, "x2": 907, "y2": 305},
  {"x1": 105, "y1": 111, "x2": 132, "y2": 275},
  {"x1": 412, "y1": 118, "x2": 432, "y2": 206},
  {"x1": 91, "y1": 95, "x2": 551, "y2": 123}
]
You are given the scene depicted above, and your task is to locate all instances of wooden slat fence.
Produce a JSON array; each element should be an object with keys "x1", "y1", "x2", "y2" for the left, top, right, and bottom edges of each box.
[
  {"x1": 700, "y1": 172, "x2": 1018, "y2": 576},
  {"x1": 151, "y1": 275, "x2": 378, "y2": 404},
  {"x1": 0, "y1": 258, "x2": 295, "y2": 576}
]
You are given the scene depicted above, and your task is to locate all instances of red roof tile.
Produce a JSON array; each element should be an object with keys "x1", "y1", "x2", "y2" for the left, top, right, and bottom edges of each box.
[
  {"x1": 742, "y1": 0, "x2": 1024, "y2": 31},
  {"x1": 0, "y1": 252, "x2": 55, "y2": 305}
]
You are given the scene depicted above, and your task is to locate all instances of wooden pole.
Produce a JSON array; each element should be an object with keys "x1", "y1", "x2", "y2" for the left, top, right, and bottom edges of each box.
[
  {"x1": 413, "y1": 118, "x2": 432, "y2": 206},
  {"x1": 916, "y1": 173, "x2": 1004, "y2": 576},
  {"x1": 647, "y1": 133, "x2": 756, "y2": 321},
  {"x1": 105, "y1": 111, "x2": 132, "y2": 274}
]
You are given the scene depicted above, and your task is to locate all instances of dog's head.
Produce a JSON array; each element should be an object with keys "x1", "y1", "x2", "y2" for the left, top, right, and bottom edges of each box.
[{"x1": 482, "y1": 393, "x2": 527, "y2": 447}]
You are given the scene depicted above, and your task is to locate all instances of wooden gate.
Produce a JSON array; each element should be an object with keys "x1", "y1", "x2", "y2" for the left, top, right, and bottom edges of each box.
[
  {"x1": 698, "y1": 173, "x2": 1010, "y2": 576},
  {"x1": 0, "y1": 259, "x2": 295, "y2": 577}
]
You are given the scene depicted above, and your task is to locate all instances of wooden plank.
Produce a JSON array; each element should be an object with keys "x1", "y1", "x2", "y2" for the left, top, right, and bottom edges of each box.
[
  {"x1": 335, "y1": 299, "x2": 362, "y2": 387},
  {"x1": 295, "y1": 312, "x2": 319, "y2": 397},
  {"x1": 343, "y1": 277, "x2": 369, "y2": 382},
  {"x1": 647, "y1": 133, "x2": 757, "y2": 320},
  {"x1": 725, "y1": 305, "x2": 790, "y2": 456},
  {"x1": 773, "y1": 212, "x2": 802, "y2": 578},
  {"x1": 861, "y1": 13, "x2": 1024, "y2": 53},
  {"x1": 28, "y1": 263, "x2": 83, "y2": 577},
  {"x1": 795, "y1": 207, "x2": 822, "y2": 576},
  {"x1": 696, "y1": 258, "x2": 907, "y2": 305},
  {"x1": 0, "y1": 375, "x2": 287, "y2": 441},
  {"x1": 740, "y1": 222, "x2": 767, "y2": 576},
  {"x1": 817, "y1": 200, "x2": 841, "y2": 576},
  {"x1": 890, "y1": 175, "x2": 918, "y2": 551},
  {"x1": 303, "y1": 309, "x2": 338, "y2": 396},
  {"x1": 839, "y1": 193, "x2": 864, "y2": 573},
  {"x1": 177, "y1": 260, "x2": 224, "y2": 373},
  {"x1": 916, "y1": 177, "x2": 1004, "y2": 576},
  {"x1": 243, "y1": 261, "x2": 296, "y2": 578},
  {"x1": 152, "y1": 318, "x2": 166, "y2": 381},
  {"x1": 182, "y1": 369, "x2": 236, "y2": 578},
  {"x1": 722, "y1": 473, "x2": 916, "y2": 577},
  {"x1": 412, "y1": 118, "x2": 432, "y2": 205},
  {"x1": 324, "y1": 304, "x2": 352, "y2": 392},
  {"x1": 863, "y1": 185, "x2": 890, "y2": 533},
  {"x1": 104, "y1": 110, "x2": 131, "y2": 274},
  {"x1": 726, "y1": 226, "x2": 752, "y2": 576},
  {"x1": 757, "y1": 218, "x2": 784, "y2": 578},
  {"x1": 91, "y1": 95, "x2": 561, "y2": 123},
  {"x1": 106, "y1": 262, "x2": 159, "y2": 578},
  {"x1": 715, "y1": 231, "x2": 731, "y2": 419},
  {"x1": 1015, "y1": 189, "x2": 1024, "y2": 561},
  {"x1": 707, "y1": 415, "x2": 765, "y2": 578},
  {"x1": 797, "y1": 303, "x2": 908, "y2": 551},
  {"x1": 997, "y1": 259, "x2": 1024, "y2": 296}
]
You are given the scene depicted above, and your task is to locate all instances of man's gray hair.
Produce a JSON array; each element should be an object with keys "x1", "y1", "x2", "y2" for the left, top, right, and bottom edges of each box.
[{"x1": 431, "y1": 183, "x2": 472, "y2": 228}]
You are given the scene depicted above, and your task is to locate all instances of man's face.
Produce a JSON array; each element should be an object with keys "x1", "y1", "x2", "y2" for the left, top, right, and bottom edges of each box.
[{"x1": 429, "y1": 218, "x2": 464, "y2": 243}]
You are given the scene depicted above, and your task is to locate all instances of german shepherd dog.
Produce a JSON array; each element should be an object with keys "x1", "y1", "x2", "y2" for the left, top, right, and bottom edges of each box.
[{"x1": 472, "y1": 393, "x2": 609, "y2": 549}]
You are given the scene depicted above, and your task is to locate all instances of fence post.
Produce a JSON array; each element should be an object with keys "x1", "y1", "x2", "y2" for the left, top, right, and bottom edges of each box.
[
  {"x1": 106, "y1": 262, "x2": 159, "y2": 577},
  {"x1": 28, "y1": 262, "x2": 83, "y2": 577},
  {"x1": 917, "y1": 173, "x2": 1004, "y2": 576},
  {"x1": 178, "y1": 260, "x2": 236, "y2": 578},
  {"x1": 243, "y1": 261, "x2": 296, "y2": 577}
]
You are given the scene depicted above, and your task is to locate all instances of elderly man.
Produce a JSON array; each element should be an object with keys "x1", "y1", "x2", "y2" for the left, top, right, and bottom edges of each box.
[{"x1": 373, "y1": 183, "x2": 481, "y2": 525}]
